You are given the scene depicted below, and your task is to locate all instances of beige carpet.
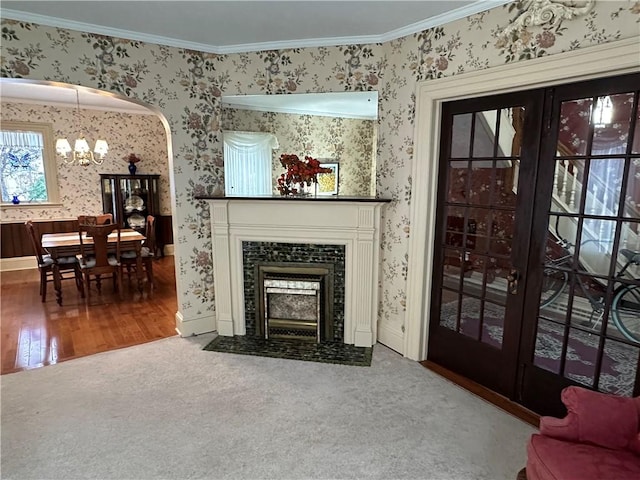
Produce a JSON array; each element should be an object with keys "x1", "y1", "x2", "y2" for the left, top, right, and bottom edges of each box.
[{"x1": 1, "y1": 334, "x2": 536, "y2": 479}]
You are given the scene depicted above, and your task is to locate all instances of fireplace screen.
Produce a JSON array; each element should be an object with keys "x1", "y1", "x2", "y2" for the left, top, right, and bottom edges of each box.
[
  {"x1": 256, "y1": 264, "x2": 334, "y2": 343},
  {"x1": 264, "y1": 278, "x2": 321, "y2": 341}
]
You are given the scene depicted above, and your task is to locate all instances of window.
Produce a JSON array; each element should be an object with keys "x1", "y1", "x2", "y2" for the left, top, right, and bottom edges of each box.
[
  {"x1": 0, "y1": 121, "x2": 59, "y2": 204},
  {"x1": 223, "y1": 131, "x2": 279, "y2": 196}
]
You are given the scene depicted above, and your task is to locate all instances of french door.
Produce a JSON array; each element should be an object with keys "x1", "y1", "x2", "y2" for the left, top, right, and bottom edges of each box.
[
  {"x1": 428, "y1": 89, "x2": 544, "y2": 398},
  {"x1": 428, "y1": 73, "x2": 640, "y2": 416},
  {"x1": 519, "y1": 74, "x2": 640, "y2": 415}
]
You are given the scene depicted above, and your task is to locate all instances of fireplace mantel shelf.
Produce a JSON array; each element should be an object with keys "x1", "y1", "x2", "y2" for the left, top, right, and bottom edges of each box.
[
  {"x1": 196, "y1": 195, "x2": 391, "y2": 203},
  {"x1": 201, "y1": 198, "x2": 387, "y2": 348}
]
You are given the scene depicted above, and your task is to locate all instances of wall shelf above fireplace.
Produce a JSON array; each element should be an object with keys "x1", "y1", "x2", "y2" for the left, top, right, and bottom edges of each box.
[{"x1": 195, "y1": 194, "x2": 391, "y2": 203}]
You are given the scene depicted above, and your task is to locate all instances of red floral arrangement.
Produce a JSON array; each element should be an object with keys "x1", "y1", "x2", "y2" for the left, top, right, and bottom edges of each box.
[
  {"x1": 124, "y1": 153, "x2": 141, "y2": 164},
  {"x1": 276, "y1": 154, "x2": 332, "y2": 196}
]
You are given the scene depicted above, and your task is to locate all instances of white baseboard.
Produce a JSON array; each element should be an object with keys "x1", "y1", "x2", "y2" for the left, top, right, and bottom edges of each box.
[
  {"x1": 163, "y1": 244, "x2": 174, "y2": 255},
  {"x1": 1, "y1": 256, "x2": 36, "y2": 272},
  {"x1": 377, "y1": 323, "x2": 405, "y2": 355},
  {"x1": 175, "y1": 311, "x2": 216, "y2": 337},
  {"x1": 354, "y1": 329, "x2": 374, "y2": 348}
]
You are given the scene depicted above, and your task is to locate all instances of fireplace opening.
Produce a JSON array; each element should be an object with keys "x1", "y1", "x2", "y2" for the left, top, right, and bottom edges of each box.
[{"x1": 256, "y1": 264, "x2": 334, "y2": 343}]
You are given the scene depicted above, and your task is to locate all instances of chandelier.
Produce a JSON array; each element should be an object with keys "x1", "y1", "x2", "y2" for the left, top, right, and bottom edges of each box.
[
  {"x1": 55, "y1": 89, "x2": 108, "y2": 166},
  {"x1": 592, "y1": 95, "x2": 613, "y2": 129}
]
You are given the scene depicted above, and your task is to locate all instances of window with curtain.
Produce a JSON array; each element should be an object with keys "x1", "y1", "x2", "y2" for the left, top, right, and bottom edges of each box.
[
  {"x1": 0, "y1": 121, "x2": 59, "y2": 204},
  {"x1": 223, "y1": 131, "x2": 279, "y2": 196}
]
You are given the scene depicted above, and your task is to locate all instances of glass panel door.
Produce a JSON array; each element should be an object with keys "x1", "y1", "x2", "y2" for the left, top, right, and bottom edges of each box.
[
  {"x1": 429, "y1": 90, "x2": 543, "y2": 397},
  {"x1": 441, "y1": 107, "x2": 521, "y2": 348},
  {"x1": 520, "y1": 74, "x2": 640, "y2": 415}
]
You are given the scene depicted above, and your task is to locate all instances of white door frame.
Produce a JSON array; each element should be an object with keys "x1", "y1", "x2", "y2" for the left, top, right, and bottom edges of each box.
[{"x1": 404, "y1": 38, "x2": 640, "y2": 361}]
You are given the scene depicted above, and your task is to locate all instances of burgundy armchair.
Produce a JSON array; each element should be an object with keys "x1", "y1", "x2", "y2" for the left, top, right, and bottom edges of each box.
[{"x1": 523, "y1": 386, "x2": 640, "y2": 480}]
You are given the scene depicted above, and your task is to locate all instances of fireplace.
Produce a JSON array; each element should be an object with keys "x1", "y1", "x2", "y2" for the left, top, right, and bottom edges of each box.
[
  {"x1": 257, "y1": 264, "x2": 334, "y2": 343},
  {"x1": 263, "y1": 276, "x2": 321, "y2": 341},
  {"x1": 201, "y1": 197, "x2": 388, "y2": 347},
  {"x1": 244, "y1": 242, "x2": 345, "y2": 342}
]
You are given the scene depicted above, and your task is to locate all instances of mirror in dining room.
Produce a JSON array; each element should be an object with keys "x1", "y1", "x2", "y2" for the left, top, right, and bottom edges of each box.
[{"x1": 220, "y1": 91, "x2": 378, "y2": 197}]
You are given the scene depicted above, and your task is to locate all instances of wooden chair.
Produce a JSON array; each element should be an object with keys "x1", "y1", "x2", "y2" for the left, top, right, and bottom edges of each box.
[
  {"x1": 25, "y1": 220, "x2": 84, "y2": 302},
  {"x1": 77, "y1": 214, "x2": 113, "y2": 226},
  {"x1": 120, "y1": 215, "x2": 156, "y2": 289},
  {"x1": 77, "y1": 223, "x2": 122, "y2": 299}
]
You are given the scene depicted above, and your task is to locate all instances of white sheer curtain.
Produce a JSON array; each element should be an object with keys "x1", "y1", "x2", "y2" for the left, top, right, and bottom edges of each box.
[
  {"x1": 1, "y1": 130, "x2": 44, "y2": 148},
  {"x1": 223, "y1": 131, "x2": 279, "y2": 195}
]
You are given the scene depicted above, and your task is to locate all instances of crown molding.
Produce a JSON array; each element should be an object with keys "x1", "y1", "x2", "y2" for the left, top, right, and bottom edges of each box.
[
  {"x1": 379, "y1": 0, "x2": 511, "y2": 43},
  {"x1": 217, "y1": 34, "x2": 382, "y2": 55},
  {"x1": 1, "y1": 1, "x2": 512, "y2": 54},
  {"x1": 1, "y1": 8, "x2": 224, "y2": 54}
]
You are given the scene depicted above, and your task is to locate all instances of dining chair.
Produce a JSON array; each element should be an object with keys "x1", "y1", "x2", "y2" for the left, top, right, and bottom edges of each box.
[
  {"x1": 77, "y1": 223, "x2": 122, "y2": 300},
  {"x1": 77, "y1": 214, "x2": 113, "y2": 226},
  {"x1": 120, "y1": 215, "x2": 156, "y2": 289},
  {"x1": 25, "y1": 220, "x2": 84, "y2": 302}
]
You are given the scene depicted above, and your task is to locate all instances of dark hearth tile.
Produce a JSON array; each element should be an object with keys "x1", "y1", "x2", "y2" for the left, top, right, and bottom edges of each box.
[{"x1": 203, "y1": 335, "x2": 372, "y2": 366}]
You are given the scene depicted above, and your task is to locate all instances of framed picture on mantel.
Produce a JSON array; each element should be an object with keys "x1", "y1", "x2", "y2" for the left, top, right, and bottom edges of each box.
[{"x1": 315, "y1": 162, "x2": 339, "y2": 196}]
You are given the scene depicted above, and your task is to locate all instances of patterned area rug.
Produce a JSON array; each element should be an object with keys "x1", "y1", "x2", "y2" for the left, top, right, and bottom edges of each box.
[
  {"x1": 203, "y1": 335, "x2": 372, "y2": 366},
  {"x1": 440, "y1": 298, "x2": 637, "y2": 397}
]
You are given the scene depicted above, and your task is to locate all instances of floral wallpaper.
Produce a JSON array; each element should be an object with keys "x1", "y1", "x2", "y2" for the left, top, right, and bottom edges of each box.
[
  {"x1": 221, "y1": 107, "x2": 375, "y2": 196},
  {"x1": 0, "y1": 101, "x2": 171, "y2": 220},
  {"x1": 1, "y1": 0, "x2": 638, "y2": 348}
]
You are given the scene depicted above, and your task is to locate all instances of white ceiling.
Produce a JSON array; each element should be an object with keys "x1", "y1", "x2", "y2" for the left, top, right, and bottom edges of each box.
[
  {"x1": 1, "y1": 1, "x2": 509, "y2": 54},
  {"x1": 0, "y1": 1, "x2": 510, "y2": 116}
]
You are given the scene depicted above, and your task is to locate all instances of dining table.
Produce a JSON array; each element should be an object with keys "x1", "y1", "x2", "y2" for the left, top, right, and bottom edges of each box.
[{"x1": 41, "y1": 228, "x2": 146, "y2": 305}]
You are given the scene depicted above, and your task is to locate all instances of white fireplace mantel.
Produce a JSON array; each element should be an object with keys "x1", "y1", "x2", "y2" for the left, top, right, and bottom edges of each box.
[{"x1": 201, "y1": 197, "x2": 389, "y2": 347}]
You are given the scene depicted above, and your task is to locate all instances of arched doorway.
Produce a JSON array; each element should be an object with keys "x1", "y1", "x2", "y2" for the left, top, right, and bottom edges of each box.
[{"x1": 0, "y1": 78, "x2": 179, "y2": 373}]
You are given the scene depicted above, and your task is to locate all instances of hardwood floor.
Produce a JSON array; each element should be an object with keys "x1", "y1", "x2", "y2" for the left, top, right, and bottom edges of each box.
[{"x1": 1, "y1": 256, "x2": 178, "y2": 375}]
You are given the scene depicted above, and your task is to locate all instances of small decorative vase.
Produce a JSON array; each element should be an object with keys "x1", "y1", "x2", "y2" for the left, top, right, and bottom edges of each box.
[
  {"x1": 11, "y1": 195, "x2": 20, "y2": 205},
  {"x1": 128, "y1": 162, "x2": 137, "y2": 175}
]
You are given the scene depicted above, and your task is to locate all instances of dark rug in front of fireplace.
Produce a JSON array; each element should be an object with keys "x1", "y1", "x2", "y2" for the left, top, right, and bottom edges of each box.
[{"x1": 203, "y1": 335, "x2": 372, "y2": 366}]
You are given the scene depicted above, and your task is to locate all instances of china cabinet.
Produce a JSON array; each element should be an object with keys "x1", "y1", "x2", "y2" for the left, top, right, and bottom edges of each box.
[{"x1": 100, "y1": 174, "x2": 160, "y2": 233}]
